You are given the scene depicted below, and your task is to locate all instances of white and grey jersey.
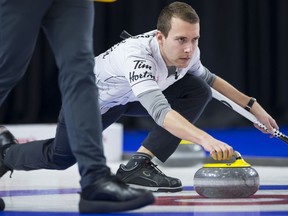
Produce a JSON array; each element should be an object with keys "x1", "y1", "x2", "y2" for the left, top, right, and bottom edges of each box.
[{"x1": 94, "y1": 30, "x2": 215, "y2": 126}]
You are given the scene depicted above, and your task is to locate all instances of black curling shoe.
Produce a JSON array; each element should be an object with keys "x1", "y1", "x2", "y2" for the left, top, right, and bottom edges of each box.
[
  {"x1": 79, "y1": 173, "x2": 155, "y2": 213},
  {"x1": 116, "y1": 159, "x2": 182, "y2": 192},
  {"x1": 0, "y1": 126, "x2": 18, "y2": 178}
]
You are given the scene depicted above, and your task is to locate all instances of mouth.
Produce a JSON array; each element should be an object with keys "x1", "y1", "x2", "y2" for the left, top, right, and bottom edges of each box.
[
  {"x1": 180, "y1": 55, "x2": 191, "y2": 60},
  {"x1": 179, "y1": 57, "x2": 191, "y2": 64}
]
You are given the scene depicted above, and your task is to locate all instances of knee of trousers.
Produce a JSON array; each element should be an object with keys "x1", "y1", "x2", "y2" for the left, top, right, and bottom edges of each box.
[
  {"x1": 184, "y1": 83, "x2": 212, "y2": 124},
  {"x1": 165, "y1": 75, "x2": 213, "y2": 111},
  {"x1": 191, "y1": 79, "x2": 212, "y2": 104},
  {"x1": 197, "y1": 82, "x2": 213, "y2": 107},
  {"x1": 169, "y1": 81, "x2": 212, "y2": 120}
]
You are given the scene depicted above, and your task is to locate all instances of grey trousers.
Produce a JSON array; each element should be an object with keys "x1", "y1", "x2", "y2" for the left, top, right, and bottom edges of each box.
[{"x1": 0, "y1": 0, "x2": 110, "y2": 188}]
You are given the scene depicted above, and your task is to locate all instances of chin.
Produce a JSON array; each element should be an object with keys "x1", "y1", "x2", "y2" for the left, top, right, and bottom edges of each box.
[
  {"x1": 176, "y1": 63, "x2": 189, "y2": 68},
  {"x1": 176, "y1": 59, "x2": 190, "y2": 68}
]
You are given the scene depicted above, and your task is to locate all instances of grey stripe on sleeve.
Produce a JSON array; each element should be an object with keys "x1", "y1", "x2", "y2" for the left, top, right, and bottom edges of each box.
[
  {"x1": 198, "y1": 67, "x2": 216, "y2": 86},
  {"x1": 138, "y1": 89, "x2": 172, "y2": 126}
]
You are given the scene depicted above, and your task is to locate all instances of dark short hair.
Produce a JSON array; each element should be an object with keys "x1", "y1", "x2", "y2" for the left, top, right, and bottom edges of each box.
[{"x1": 157, "y1": 2, "x2": 200, "y2": 37}]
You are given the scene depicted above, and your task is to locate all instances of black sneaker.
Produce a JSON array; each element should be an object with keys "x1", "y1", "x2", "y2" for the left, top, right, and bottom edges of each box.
[
  {"x1": 116, "y1": 159, "x2": 182, "y2": 192},
  {"x1": 0, "y1": 126, "x2": 18, "y2": 178},
  {"x1": 79, "y1": 173, "x2": 155, "y2": 213}
]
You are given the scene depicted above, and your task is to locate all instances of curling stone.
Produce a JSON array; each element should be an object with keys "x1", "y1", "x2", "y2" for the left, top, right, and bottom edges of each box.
[
  {"x1": 193, "y1": 151, "x2": 259, "y2": 198},
  {"x1": 153, "y1": 140, "x2": 205, "y2": 167}
]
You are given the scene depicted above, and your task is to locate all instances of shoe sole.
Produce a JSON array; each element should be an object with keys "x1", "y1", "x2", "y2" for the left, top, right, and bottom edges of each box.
[
  {"x1": 79, "y1": 191, "x2": 155, "y2": 213},
  {"x1": 128, "y1": 183, "x2": 183, "y2": 193}
]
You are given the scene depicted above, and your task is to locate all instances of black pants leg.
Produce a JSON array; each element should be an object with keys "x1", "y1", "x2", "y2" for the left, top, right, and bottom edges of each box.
[{"x1": 5, "y1": 110, "x2": 76, "y2": 170}]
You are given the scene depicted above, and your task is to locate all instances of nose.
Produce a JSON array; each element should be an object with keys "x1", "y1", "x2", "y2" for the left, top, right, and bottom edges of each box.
[{"x1": 184, "y1": 44, "x2": 193, "y2": 53}]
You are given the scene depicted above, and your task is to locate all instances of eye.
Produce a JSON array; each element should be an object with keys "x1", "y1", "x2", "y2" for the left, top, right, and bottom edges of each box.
[
  {"x1": 192, "y1": 37, "x2": 200, "y2": 43},
  {"x1": 177, "y1": 37, "x2": 186, "y2": 44}
]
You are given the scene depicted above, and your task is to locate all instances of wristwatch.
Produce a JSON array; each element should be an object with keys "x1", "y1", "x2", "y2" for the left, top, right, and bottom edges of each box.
[{"x1": 245, "y1": 97, "x2": 256, "y2": 112}]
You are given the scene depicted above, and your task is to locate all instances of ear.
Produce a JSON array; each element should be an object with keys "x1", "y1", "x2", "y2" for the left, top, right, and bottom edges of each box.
[{"x1": 156, "y1": 31, "x2": 165, "y2": 45}]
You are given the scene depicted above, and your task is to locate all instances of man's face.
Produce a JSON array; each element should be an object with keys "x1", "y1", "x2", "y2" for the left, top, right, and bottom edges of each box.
[{"x1": 156, "y1": 17, "x2": 200, "y2": 68}]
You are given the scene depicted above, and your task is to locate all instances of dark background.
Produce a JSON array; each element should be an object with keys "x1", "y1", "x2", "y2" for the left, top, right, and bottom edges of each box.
[{"x1": 1, "y1": 0, "x2": 287, "y2": 130}]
